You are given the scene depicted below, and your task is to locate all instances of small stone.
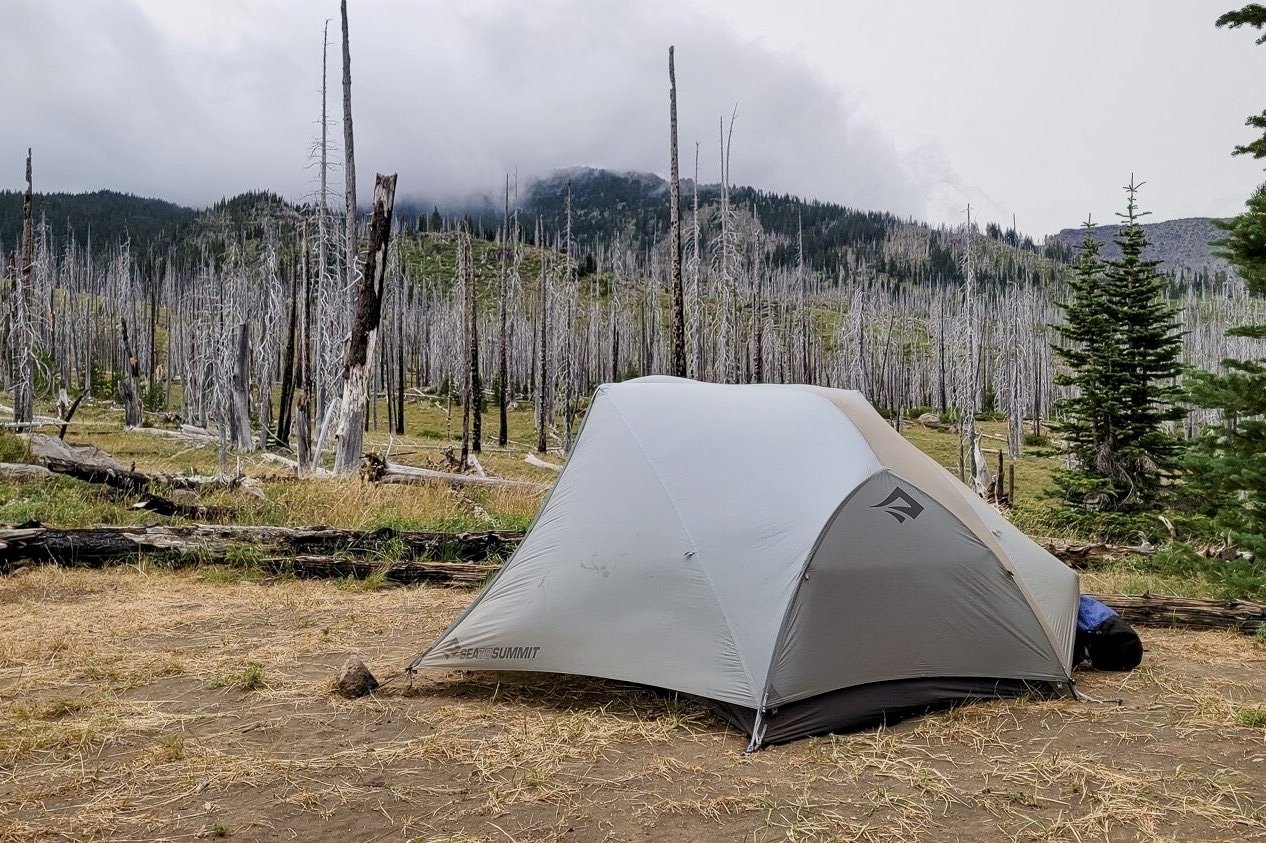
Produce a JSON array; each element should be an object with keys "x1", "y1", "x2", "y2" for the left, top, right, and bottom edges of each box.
[{"x1": 336, "y1": 655, "x2": 379, "y2": 698}]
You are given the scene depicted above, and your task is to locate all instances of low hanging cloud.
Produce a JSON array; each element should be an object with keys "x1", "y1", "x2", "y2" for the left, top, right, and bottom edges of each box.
[{"x1": 2, "y1": 0, "x2": 940, "y2": 220}]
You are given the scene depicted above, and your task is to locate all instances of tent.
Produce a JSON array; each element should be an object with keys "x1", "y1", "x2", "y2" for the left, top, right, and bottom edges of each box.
[{"x1": 408, "y1": 377, "x2": 1078, "y2": 748}]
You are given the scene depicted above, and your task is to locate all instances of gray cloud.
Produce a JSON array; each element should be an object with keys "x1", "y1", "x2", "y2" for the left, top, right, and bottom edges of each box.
[{"x1": 2, "y1": 0, "x2": 932, "y2": 220}]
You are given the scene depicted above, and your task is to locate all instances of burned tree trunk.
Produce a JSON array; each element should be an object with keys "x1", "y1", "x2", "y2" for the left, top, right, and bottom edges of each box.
[
  {"x1": 536, "y1": 240, "x2": 550, "y2": 454},
  {"x1": 118, "y1": 317, "x2": 143, "y2": 428},
  {"x1": 341, "y1": 0, "x2": 357, "y2": 295},
  {"x1": 498, "y1": 175, "x2": 511, "y2": 448},
  {"x1": 276, "y1": 256, "x2": 300, "y2": 444},
  {"x1": 228, "y1": 321, "x2": 253, "y2": 450},
  {"x1": 296, "y1": 389, "x2": 312, "y2": 472},
  {"x1": 333, "y1": 173, "x2": 397, "y2": 474},
  {"x1": 13, "y1": 149, "x2": 35, "y2": 425},
  {"x1": 668, "y1": 46, "x2": 687, "y2": 379},
  {"x1": 467, "y1": 230, "x2": 483, "y2": 455}
]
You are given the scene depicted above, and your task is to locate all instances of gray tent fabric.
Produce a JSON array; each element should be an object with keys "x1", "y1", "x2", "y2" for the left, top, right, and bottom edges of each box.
[{"x1": 408, "y1": 378, "x2": 1078, "y2": 748}]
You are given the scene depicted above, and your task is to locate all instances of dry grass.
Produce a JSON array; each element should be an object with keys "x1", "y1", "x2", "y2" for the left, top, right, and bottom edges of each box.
[{"x1": 3, "y1": 566, "x2": 1266, "y2": 842}]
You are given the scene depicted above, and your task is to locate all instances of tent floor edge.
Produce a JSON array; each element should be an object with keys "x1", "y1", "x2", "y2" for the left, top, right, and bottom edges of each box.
[{"x1": 711, "y1": 676, "x2": 1069, "y2": 746}]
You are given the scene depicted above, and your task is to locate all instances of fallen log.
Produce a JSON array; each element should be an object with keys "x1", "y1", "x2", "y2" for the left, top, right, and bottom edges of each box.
[
  {"x1": 1089, "y1": 593, "x2": 1266, "y2": 636},
  {"x1": 0, "y1": 462, "x2": 51, "y2": 480},
  {"x1": 0, "y1": 523, "x2": 523, "y2": 572},
  {"x1": 41, "y1": 455, "x2": 152, "y2": 494},
  {"x1": 525, "y1": 453, "x2": 563, "y2": 472},
  {"x1": 361, "y1": 453, "x2": 549, "y2": 493},
  {"x1": 1037, "y1": 537, "x2": 1154, "y2": 568},
  {"x1": 265, "y1": 554, "x2": 493, "y2": 586},
  {"x1": 2, "y1": 522, "x2": 1262, "y2": 633}
]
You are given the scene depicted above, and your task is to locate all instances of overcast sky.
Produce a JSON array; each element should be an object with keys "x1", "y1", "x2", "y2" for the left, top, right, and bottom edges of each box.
[{"x1": 3, "y1": 0, "x2": 1264, "y2": 236}]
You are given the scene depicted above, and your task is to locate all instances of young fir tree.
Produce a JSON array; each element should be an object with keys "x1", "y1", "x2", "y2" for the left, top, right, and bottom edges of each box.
[
  {"x1": 1053, "y1": 219, "x2": 1117, "y2": 506},
  {"x1": 1185, "y1": 185, "x2": 1266, "y2": 558},
  {"x1": 1104, "y1": 180, "x2": 1186, "y2": 509},
  {"x1": 1181, "y1": 7, "x2": 1266, "y2": 560},
  {"x1": 1053, "y1": 182, "x2": 1184, "y2": 512}
]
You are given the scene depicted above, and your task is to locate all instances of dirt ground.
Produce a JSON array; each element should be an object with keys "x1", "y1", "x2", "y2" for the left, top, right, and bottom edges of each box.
[{"x1": 3, "y1": 567, "x2": 1266, "y2": 842}]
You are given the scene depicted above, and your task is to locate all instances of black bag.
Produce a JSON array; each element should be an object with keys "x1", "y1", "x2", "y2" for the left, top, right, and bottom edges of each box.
[{"x1": 1075, "y1": 615, "x2": 1143, "y2": 671}]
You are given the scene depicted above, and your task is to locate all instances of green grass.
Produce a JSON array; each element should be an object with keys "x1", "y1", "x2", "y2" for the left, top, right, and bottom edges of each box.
[
  {"x1": 208, "y1": 662, "x2": 265, "y2": 692},
  {"x1": 11, "y1": 391, "x2": 1256, "y2": 600},
  {"x1": 1234, "y1": 707, "x2": 1266, "y2": 728}
]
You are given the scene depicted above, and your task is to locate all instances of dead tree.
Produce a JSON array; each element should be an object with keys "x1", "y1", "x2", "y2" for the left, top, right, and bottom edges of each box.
[
  {"x1": 668, "y1": 46, "x2": 686, "y2": 378},
  {"x1": 227, "y1": 321, "x2": 253, "y2": 450},
  {"x1": 13, "y1": 149, "x2": 35, "y2": 425},
  {"x1": 341, "y1": 0, "x2": 357, "y2": 294},
  {"x1": 535, "y1": 221, "x2": 551, "y2": 454},
  {"x1": 118, "y1": 318, "x2": 143, "y2": 428},
  {"x1": 457, "y1": 226, "x2": 481, "y2": 465},
  {"x1": 333, "y1": 173, "x2": 398, "y2": 474},
  {"x1": 497, "y1": 175, "x2": 511, "y2": 447},
  {"x1": 276, "y1": 241, "x2": 301, "y2": 443}
]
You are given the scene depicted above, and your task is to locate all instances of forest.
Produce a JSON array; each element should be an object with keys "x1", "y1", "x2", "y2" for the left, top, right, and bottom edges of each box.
[{"x1": 5, "y1": 2, "x2": 1266, "y2": 842}]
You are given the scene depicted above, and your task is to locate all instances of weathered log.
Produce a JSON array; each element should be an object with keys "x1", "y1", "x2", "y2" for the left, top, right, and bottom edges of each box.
[
  {"x1": 0, "y1": 462, "x2": 51, "y2": 479},
  {"x1": 1089, "y1": 592, "x2": 1266, "y2": 636},
  {"x1": 361, "y1": 452, "x2": 549, "y2": 493},
  {"x1": 266, "y1": 554, "x2": 494, "y2": 586},
  {"x1": 130, "y1": 493, "x2": 232, "y2": 521},
  {"x1": 524, "y1": 453, "x2": 563, "y2": 472},
  {"x1": 0, "y1": 523, "x2": 522, "y2": 572},
  {"x1": 42, "y1": 455, "x2": 152, "y2": 494},
  {"x1": 1037, "y1": 537, "x2": 1153, "y2": 568}
]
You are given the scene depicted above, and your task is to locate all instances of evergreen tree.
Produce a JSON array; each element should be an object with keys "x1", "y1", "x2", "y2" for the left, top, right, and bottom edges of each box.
[
  {"x1": 1053, "y1": 182, "x2": 1184, "y2": 512},
  {"x1": 1105, "y1": 180, "x2": 1186, "y2": 509},
  {"x1": 1185, "y1": 184, "x2": 1266, "y2": 558},
  {"x1": 1218, "y1": 5, "x2": 1266, "y2": 158},
  {"x1": 1182, "y1": 8, "x2": 1266, "y2": 561},
  {"x1": 1053, "y1": 219, "x2": 1116, "y2": 505}
]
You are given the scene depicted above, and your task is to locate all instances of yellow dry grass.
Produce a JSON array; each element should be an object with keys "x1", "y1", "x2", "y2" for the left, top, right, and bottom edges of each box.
[{"x1": 2, "y1": 566, "x2": 1265, "y2": 842}]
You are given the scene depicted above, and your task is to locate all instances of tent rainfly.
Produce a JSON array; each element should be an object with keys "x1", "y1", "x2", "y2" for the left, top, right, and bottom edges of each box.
[{"x1": 408, "y1": 377, "x2": 1078, "y2": 749}]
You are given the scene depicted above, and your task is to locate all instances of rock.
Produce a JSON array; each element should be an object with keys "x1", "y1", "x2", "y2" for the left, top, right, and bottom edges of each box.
[
  {"x1": 336, "y1": 655, "x2": 379, "y2": 698},
  {"x1": 916, "y1": 413, "x2": 941, "y2": 426}
]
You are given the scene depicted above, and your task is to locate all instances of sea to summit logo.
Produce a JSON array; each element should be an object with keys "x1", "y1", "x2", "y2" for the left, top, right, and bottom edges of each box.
[
  {"x1": 871, "y1": 487, "x2": 924, "y2": 524},
  {"x1": 441, "y1": 641, "x2": 542, "y2": 661}
]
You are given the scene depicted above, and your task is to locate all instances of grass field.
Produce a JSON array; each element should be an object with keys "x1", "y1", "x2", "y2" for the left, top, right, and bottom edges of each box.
[
  {"x1": 0, "y1": 394, "x2": 1055, "y2": 532},
  {"x1": 3, "y1": 396, "x2": 1265, "y2": 840},
  {"x1": 2, "y1": 566, "x2": 1265, "y2": 842}
]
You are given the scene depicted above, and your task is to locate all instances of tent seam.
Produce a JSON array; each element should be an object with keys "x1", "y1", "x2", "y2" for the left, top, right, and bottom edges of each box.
[{"x1": 604, "y1": 393, "x2": 761, "y2": 706}]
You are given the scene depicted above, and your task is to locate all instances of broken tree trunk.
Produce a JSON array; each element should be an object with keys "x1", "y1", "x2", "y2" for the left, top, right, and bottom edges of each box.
[
  {"x1": 333, "y1": 172, "x2": 397, "y2": 475},
  {"x1": 119, "y1": 317, "x2": 143, "y2": 428},
  {"x1": 228, "y1": 321, "x2": 254, "y2": 450},
  {"x1": 360, "y1": 453, "x2": 548, "y2": 493}
]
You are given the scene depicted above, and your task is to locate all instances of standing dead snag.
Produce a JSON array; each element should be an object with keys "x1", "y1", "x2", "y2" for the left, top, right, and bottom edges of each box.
[
  {"x1": 118, "y1": 318, "x2": 143, "y2": 428},
  {"x1": 333, "y1": 173, "x2": 397, "y2": 475},
  {"x1": 13, "y1": 149, "x2": 35, "y2": 426},
  {"x1": 497, "y1": 174, "x2": 511, "y2": 448},
  {"x1": 341, "y1": 0, "x2": 357, "y2": 297},
  {"x1": 228, "y1": 321, "x2": 253, "y2": 450},
  {"x1": 668, "y1": 46, "x2": 687, "y2": 378}
]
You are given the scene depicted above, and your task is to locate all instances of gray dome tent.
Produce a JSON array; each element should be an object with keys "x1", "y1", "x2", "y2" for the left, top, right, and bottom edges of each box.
[{"x1": 409, "y1": 378, "x2": 1078, "y2": 748}]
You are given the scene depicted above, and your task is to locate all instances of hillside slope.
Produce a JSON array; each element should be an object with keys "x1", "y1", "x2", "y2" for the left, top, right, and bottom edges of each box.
[{"x1": 1048, "y1": 217, "x2": 1234, "y2": 283}]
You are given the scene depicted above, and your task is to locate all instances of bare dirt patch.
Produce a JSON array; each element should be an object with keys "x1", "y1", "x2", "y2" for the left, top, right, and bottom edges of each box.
[{"x1": 2, "y1": 567, "x2": 1266, "y2": 842}]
